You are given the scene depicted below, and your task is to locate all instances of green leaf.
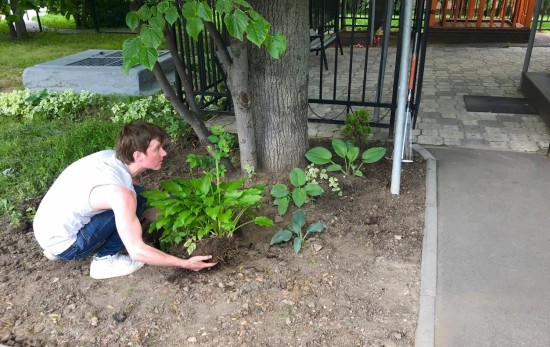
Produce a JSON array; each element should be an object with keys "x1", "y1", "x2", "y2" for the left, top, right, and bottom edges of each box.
[
  {"x1": 289, "y1": 168, "x2": 307, "y2": 187},
  {"x1": 197, "y1": 1, "x2": 213, "y2": 22},
  {"x1": 140, "y1": 24, "x2": 163, "y2": 48},
  {"x1": 155, "y1": 217, "x2": 171, "y2": 230},
  {"x1": 246, "y1": 17, "x2": 270, "y2": 48},
  {"x1": 182, "y1": 2, "x2": 198, "y2": 19},
  {"x1": 354, "y1": 170, "x2": 363, "y2": 177},
  {"x1": 292, "y1": 188, "x2": 307, "y2": 207},
  {"x1": 347, "y1": 146, "x2": 359, "y2": 162},
  {"x1": 140, "y1": 189, "x2": 169, "y2": 200},
  {"x1": 157, "y1": 1, "x2": 170, "y2": 13},
  {"x1": 307, "y1": 222, "x2": 326, "y2": 233},
  {"x1": 277, "y1": 197, "x2": 289, "y2": 216},
  {"x1": 186, "y1": 17, "x2": 204, "y2": 40},
  {"x1": 305, "y1": 183, "x2": 323, "y2": 197},
  {"x1": 332, "y1": 139, "x2": 347, "y2": 158},
  {"x1": 138, "y1": 46, "x2": 158, "y2": 70},
  {"x1": 215, "y1": 0, "x2": 233, "y2": 13},
  {"x1": 205, "y1": 206, "x2": 220, "y2": 219},
  {"x1": 224, "y1": 9, "x2": 249, "y2": 41},
  {"x1": 221, "y1": 178, "x2": 247, "y2": 191},
  {"x1": 271, "y1": 184, "x2": 289, "y2": 198},
  {"x1": 362, "y1": 147, "x2": 386, "y2": 163},
  {"x1": 292, "y1": 209, "x2": 306, "y2": 228},
  {"x1": 293, "y1": 237, "x2": 302, "y2": 253},
  {"x1": 207, "y1": 134, "x2": 219, "y2": 143},
  {"x1": 126, "y1": 11, "x2": 140, "y2": 31},
  {"x1": 173, "y1": 210, "x2": 192, "y2": 229},
  {"x1": 186, "y1": 242, "x2": 197, "y2": 255},
  {"x1": 165, "y1": 7, "x2": 179, "y2": 25},
  {"x1": 271, "y1": 230, "x2": 293, "y2": 245},
  {"x1": 161, "y1": 180, "x2": 182, "y2": 192},
  {"x1": 148, "y1": 15, "x2": 165, "y2": 31},
  {"x1": 288, "y1": 222, "x2": 301, "y2": 234},
  {"x1": 138, "y1": 6, "x2": 152, "y2": 21},
  {"x1": 326, "y1": 164, "x2": 342, "y2": 172},
  {"x1": 240, "y1": 194, "x2": 262, "y2": 205},
  {"x1": 254, "y1": 216, "x2": 274, "y2": 226},
  {"x1": 225, "y1": 190, "x2": 244, "y2": 199},
  {"x1": 264, "y1": 33, "x2": 286, "y2": 59},
  {"x1": 305, "y1": 147, "x2": 332, "y2": 165},
  {"x1": 122, "y1": 37, "x2": 143, "y2": 72},
  {"x1": 199, "y1": 176, "x2": 211, "y2": 195},
  {"x1": 234, "y1": 0, "x2": 252, "y2": 8}
]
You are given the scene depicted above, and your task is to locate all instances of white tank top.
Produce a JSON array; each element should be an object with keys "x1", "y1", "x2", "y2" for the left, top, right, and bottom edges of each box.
[{"x1": 33, "y1": 150, "x2": 134, "y2": 254}]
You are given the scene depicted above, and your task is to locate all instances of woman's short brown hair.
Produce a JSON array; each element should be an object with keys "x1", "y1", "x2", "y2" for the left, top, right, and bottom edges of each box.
[{"x1": 115, "y1": 121, "x2": 168, "y2": 164}]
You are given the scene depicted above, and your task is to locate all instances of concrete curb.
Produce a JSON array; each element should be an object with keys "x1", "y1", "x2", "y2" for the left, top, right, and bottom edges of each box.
[{"x1": 412, "y1": 144, "x2": 437, "y2": 347}]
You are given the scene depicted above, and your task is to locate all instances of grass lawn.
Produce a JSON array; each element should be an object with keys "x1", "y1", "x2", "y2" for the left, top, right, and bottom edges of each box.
[
  {"x1": 0, "y1": 23, "x2": 135, "y2": 92},
  {"x1": 31, "y1": 13, "x2": 77, "y2": 30}
]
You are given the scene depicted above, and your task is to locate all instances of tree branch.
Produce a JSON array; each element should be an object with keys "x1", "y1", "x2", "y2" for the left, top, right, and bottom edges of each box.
[
  {"x1": 163, "y1": 24, "x2": 200, "y2": 114},
  {"x1": 152, "y1": 62, "x2": 210, "y2": 141},
  {"x1": 204, "y1": 21, "x2": 233, "y2": 69}
]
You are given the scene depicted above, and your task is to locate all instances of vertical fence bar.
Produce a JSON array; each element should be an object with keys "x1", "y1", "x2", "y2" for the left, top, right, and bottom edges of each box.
[
  {"x1": 413, "y1": 0, "x2": 433, "y2": 128},
  {"x1": 374, "y1": 0, "x2": 396, "y2": 121}
]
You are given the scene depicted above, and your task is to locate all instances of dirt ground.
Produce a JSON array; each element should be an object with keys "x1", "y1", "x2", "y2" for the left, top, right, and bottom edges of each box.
[{"x1": 0, "y1": 139, "x2": 426, "y2": 347}]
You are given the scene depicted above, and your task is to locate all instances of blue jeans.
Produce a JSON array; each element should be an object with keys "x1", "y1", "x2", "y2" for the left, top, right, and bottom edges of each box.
[{"x1": 57, "y1": 186, "x2": 147, "y2": 260}]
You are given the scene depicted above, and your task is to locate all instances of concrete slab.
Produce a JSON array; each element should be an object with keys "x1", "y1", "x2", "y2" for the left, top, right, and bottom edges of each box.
[
  {"x1": 22, "y1": 49, "x2": 174, "y2": 96},
  {"x1": 428, "y1": 146, "x2": 550, "y2": 347}
]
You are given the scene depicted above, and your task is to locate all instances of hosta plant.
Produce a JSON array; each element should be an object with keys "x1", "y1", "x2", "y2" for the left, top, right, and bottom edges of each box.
[
  {"x1": 270, "y1": 209, "x2": 326, "y2": 253},
  {"x1": 270, "y1": 168, "x2": 324, "y2": 216},
  {"x1": 305, "y1": 139, "x2": 386, "y2": 177},
  {"x1": 142, "y1": 132, "x2": 273, "y2": 255}
]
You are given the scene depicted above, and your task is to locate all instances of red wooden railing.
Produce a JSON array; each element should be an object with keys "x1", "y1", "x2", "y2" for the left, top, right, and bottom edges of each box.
[{"x1": 429, "y1": 0, "x2": 537, "y2": 28}]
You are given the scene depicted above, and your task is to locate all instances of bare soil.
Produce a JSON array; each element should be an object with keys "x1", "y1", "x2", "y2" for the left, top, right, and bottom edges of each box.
[{"x1": 0, "y1": 139, "x2": 425, "y2": 347}]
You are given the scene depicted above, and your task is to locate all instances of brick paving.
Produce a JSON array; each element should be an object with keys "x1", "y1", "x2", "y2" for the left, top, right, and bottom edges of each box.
[{"x1": 209, "y1": 43, "x2": 550, "y2": 152}]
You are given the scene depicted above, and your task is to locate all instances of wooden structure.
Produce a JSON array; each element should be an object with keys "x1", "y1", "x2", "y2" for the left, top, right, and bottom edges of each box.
[{"x1": 429, "y1": 0, "x2": 538, "y2": 42}]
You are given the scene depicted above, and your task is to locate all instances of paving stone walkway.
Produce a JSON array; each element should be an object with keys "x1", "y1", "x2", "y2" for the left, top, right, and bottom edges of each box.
[{"x1": 209, "y1": 41, "x2": 550, "y2": 153}]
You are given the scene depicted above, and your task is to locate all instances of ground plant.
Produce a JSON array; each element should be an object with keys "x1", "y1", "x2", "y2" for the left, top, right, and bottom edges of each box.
[
  {"x1": 270, "y1": 209, "x2": 326, "y2": 253},
  {"x1": 270, "y1": 167, "x2": 324, "y2": 216},
  {"x1": 142, "y1": 129, "x2": 273, "y2": 255},
  {"x1": 340, "y1": 108, "x2": 372, "y2": 146},
  {"x1": 305, "y1": 138, "x2": 386, "y2": 177}
]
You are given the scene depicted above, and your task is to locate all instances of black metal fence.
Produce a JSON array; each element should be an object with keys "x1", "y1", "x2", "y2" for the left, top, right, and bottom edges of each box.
[{"x1": 172, "y1": 0, "x2": 431, "y2": 136}]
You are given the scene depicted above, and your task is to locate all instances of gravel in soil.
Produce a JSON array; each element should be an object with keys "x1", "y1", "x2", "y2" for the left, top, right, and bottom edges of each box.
[{"x1": 0, "y1": 140, "x2": 425, "y2": 347}]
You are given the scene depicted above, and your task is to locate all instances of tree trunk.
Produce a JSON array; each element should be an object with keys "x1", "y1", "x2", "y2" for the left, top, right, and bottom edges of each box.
[
  {"x1": 248, "y1": 0, "x2": 309, "y2": 172},
  {"x1": 8, "y1": 0, "x2": 29, "y2": 39},
  {"x1": 226, "y1": 39, "x2": 257, "y2": 172},
  {"x1": 14, "y1": 17, "x2": 29, "y2": 39}
]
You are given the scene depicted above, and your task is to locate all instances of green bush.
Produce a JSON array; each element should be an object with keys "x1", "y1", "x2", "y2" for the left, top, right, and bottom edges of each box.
[
  {"x1": 110, "y1": 94, "x2": 191, "y2": 142},
  {"x1": 0, "y1": 89, "x2": 107, "y2": 122},
  {"x1": 340, "y1": 108, "x2": 372, "y2": 146}
]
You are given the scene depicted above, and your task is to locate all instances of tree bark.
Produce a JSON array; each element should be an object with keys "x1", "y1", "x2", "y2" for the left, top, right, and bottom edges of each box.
[
  {"x1": 226, "y1": 39, "x2": 257, "y2": 172},
  {"x1": 14, "y1": 17, "x2": 28, "y2": 39},
  {"x1": 247, "y1": 0, "x2": 309, "y2": 172},
  {"x1": 205, "y1": 22, "x2": 257, "y2": 172},
  {"x1": 8, "y1": 0, "x2": 29, "y2": 39}
]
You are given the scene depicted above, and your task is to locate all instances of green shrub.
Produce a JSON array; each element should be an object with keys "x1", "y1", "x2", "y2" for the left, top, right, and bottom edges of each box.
[
  {"x1": 110, "y1": 94, "x2": 191, "y2": 142},
  {"x1": 0, "y1": 89, "x2": 107, "y2": 122},
  {"x1": 142, "y1": 130, "x2": 273, "y2": 255},
  {"x1": 340, "y1": 108, "x2": 372, "y2": 146}
]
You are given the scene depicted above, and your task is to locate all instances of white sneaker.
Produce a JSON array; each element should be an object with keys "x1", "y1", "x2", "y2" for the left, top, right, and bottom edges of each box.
[
  {"x1": 89, "y1": 254, "x2": 144, "y2": 280},
  {"x1": 43, "y1": 250, "x2": 60, "y2": 261}
]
